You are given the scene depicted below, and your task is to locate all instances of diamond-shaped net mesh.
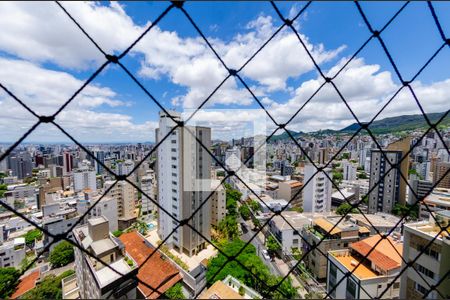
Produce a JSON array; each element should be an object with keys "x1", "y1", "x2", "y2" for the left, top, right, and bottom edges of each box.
[{"x1": 0, "y1": 1, "x2": 449, "y2": 299}]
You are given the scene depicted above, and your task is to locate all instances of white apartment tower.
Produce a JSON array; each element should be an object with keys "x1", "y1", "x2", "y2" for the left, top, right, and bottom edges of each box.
[
  {"x1": 303, "y1": 163, "x2": 332, "y2": 213},
  {"x1": 73, "y1": 162, "x2": 97, "y2": 192},
  {"x1": 140, "y1": 170, "x2": 156, "y2": 215},
  {"x1": 342, "y1": 160, "x2": 357, "y2": 181},
  {"x1": 156, "y1": 111, "x2": 212, "y2": 256}
]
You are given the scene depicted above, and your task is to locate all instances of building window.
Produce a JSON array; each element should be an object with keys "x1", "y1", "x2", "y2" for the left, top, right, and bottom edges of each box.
[
  {"x1": 346, "y1": 278, "x2": 357, "y2": 299},
  {"x1": 416, "y1": 263, "x2": 436, "y2": 280},
  {"x1": 415, "y1": 283, "x2": 427, "y2": 295}
]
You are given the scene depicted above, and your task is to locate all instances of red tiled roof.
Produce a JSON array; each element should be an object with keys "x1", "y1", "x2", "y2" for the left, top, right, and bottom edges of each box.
[
  {"x1": 11, "y1": 270, "x2": 40, "y2": 299},
  {"x1": 351, "y1": 235, "x2": 402, "y2": 272},
  {"x1": 119, "y1": 231, "x2": 182, "y2": 299}
]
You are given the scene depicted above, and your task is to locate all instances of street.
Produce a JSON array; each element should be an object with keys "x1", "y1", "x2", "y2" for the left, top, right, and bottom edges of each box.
[{"x1": 239, "y1": 218, "x2": 282, "y2": 277}]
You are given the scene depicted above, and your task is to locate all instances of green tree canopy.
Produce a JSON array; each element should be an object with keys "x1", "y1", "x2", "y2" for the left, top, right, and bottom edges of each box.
[
  {"x1": 164, "y1": 282, "x2": 185, "y2": 299},
  {"x1": 0, "y1": 267, "x2": 21, "y2": 298},
  {"x1": 23, "y1": 229, "x2": 43, "y2": 245},
  {"x1": 336, "y1": 203, "x2": 358, "y2": 215},
  {"x1": 206, "y1": 240, "x2": 297, "y2": 299},
  {"x1": 266, "y1": 235, "x2": 281, "y2": 254},
  {"x1": 239, "y1": 204, "x2": 251, "y2": 220},
  {"x1": 49, "y1": 241, "x2": 74, "y2": 268}
]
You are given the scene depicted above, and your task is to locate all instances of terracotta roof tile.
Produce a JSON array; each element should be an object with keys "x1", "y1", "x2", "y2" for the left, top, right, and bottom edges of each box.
[
  {"x1": 351, "y1": 235, "x2": 403, "y2": 272},
  {"x1": 11, "y1": 270, "x2": 40, "y2": 299},
  {"x1": 119, "y1": 231, "x2": 182, "y2": 299}
]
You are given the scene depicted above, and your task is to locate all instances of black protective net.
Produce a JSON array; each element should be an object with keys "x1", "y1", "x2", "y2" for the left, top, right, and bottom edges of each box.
[{"x1": 0, "y1": 1, "x2": 449, "y2": 299}]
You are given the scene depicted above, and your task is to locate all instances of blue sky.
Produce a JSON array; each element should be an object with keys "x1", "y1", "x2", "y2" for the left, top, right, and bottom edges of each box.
[{"x1": 0, "y1": 1, "x2": 449, "y2": 143}]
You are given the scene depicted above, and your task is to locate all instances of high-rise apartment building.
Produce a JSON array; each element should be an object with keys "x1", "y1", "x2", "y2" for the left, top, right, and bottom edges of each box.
[
  {"x1": 434, "y1": 161, "x2": 450, "y2": 189},
  {"x1": 225, "y1": 147, "x2": 241, "y2": 172},
  {"x1": 73, "y1": 163, "x2": 97, "y2": 192},
  {"x1": 368, "y1": 138, "x2": 410, "y2": 213},
  {"x1": 140, "y1": 170, "x2": 156, "y2": 215},
  {"x1": 342, "y1": 160, "x2": 357, "y2": 181},
  {"x1": 400, "y1": 211, "x2": 450, "y2": 299},
  {"x1": 408, "y1": 177, "x2": 433, "y2": 207},
  {"x1": 210, "y1": 179, "x2": 226, "y2": 226},
  {"x1": 156, "y1": 111, "x2": 212, "y2": 256},
  {"x1": 63, "y1": 152, "x2": 73, "y2": 175},
  {"x1": 104, "y1": 180, "x2": 137, "y2": 230},
  {"x1": 303, "y1": 163, "x2": 332, "y2": 213}
]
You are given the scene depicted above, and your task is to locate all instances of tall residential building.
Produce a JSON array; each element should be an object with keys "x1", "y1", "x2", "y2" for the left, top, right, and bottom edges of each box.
[
  {"x1": 104, "y1": 180, "x2": 137, "y2": 230},
  {"x1": 433, "y1": 161, "x2": 450, "y2": 189},
  {"x1": 73, "y1": 164, "x2": 97, "y2": 192},
  {"x1": 400, "y1": 211, "x2": 450, "y2": 299},
  {"x1": 71, "y1": 217, "x2": 138, "y2": 299},
  {"x1": 408, "y1": 177, "x2": 433, "y2": 207},
  {"x1": 368, "y1": 138, "x2": 410, "y2": 214},
  {"x1": 303, "y1": 163, "x2": 332, "y2": 213},
  {"x1": 342, "y1": 160, "x2": 357, "y2": 181},
  {"x1": 327, "y1": 235, "x2": 403, "y2": 299},
  {"x1": 94, "y1": 150, "x2": 105, "y2": 175},
  {"x1": 77, "y1": 192, "x2": 118, "y2": 232},
  {"x1": 117, "y1": 160, "x2": 135, "y2": 176},
  {"x1": 9, "y1": 155, "x2": 32, "y2": 179},
  {"x1": 63, "y1": 152, "x2": 73, "y2": 175},
  {"x1": 156, "y1": 111, "x2": 212, "y2": 256},
  {"x1": 140, "y1": 170, "x2": 156, "y2": 215},
  {"x1": 210, "y1": 180, "x2": 226, "y2": 226}
]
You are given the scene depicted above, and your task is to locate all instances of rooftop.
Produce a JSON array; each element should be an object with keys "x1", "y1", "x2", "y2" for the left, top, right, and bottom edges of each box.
[
  {"x1": 351, "y1": 235, "x2": 403, "y2": 272},
  {"x1": 11, "y1": 270, "x2": 40, "y2": 299},
  {"x1": 424, "y1": 188, "x2": 450, "y2": 207},
  {"x1": 198, "y1": 280, "x2": 243, "y2": 299},
  {"x1": 119, "y1": 231, "x2": 182, "y2": 299},
  {"x1": 332, "y1": 252, "x2": 377, "y2": 279},
  {"x1": 313, "y1": 216, "x2": 359, "y2": 236},
  {"x1": 271, "y1": 211, "x2": 311, "y2": 230}
]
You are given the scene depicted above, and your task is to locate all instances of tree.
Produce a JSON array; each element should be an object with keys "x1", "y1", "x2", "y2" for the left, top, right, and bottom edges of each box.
[
  {"x1": 357, "y1": 172, "x2": 368, "y2": 179},
  {"x1": 392, "y1": 203, "x2": 418, "y2": 219},
  {"x1": 266, "y1": 235, "x2": 281, "y2": 255},
  {"x1": 164, "y1": 283, "x2": 185, "y2": 299},
  {"x1": 218, "y1": 215, "x2": 239, "y2": 240},
  {"x1": 23, "y1": 229, "x2": 43, "y2": 246},
  {"x1": 249, "y1": 200, "x2": 260, "y2": 213},
  {"x1": 336, "y1": 203, "x2": 358, "y2": 215},
  {"x1": 332, "y1": 172, "x2": 343, "y2": 182},
  {"x1": 239, "y1": 204, "x2": 251, "y2": 220},
  {"x1": 49, "y1": 241, "x2": 74, "y2": 268},
  {"x1": 0, "y1": 267, "x2": 21, "y2": 298}
]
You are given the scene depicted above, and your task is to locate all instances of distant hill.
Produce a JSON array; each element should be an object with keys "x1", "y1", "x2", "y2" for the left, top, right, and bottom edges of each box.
[
  {"x1": 268, "y1": 130, "x2": 302, "y2": 142},
  {"x1": 340, "y1": 111, "x2": 450, "y2": 134},
  {"x1": 267, "y1": 111, "x2": 449, "y2": 141}
]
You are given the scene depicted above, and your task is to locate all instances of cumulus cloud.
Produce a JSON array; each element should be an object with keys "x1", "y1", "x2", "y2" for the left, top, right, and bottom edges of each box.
[
  {"x1": 268, "y1": 58, "x2": 450, "y2": 132},
  {"x1": 0, "y1": 2, "x2": 143, "y2": 70},
  {"x1": 0, "y1": 58, "x2": 156, "y2": 142},
  {"x1": 0, "y1": 2, "x2": 448, "y2": 142}
]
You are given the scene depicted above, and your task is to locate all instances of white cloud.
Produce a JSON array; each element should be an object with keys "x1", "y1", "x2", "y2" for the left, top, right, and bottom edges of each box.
[
  {"x1": 268, "y1": 58, "x2": 450, "y2": 132},
  {"x1": 0, "y1": 1, "x2": 142, "y2": 69},
  {"x1": 0, "y1": 58, "x2": 156, "y2": 142}
]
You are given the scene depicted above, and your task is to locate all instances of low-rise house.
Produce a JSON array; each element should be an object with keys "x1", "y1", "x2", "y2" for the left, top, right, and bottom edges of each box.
[
  {"x1": 327, "y1": 235, "x2": 403, "y2": 299},
  {"x1": 0, "y1": 237, "x2": 26, "y2": 268},
  {"x1": 302, "y1": 216, "x2": 371, "y2": 280},
  {"x1": 198, "y1": 275, "x2": 261, "y2": 299}
]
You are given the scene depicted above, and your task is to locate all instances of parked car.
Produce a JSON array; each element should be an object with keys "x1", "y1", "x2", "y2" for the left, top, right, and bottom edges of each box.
[{"x1": 262, "y1": 249, "x2": 270, "y2": 260}]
